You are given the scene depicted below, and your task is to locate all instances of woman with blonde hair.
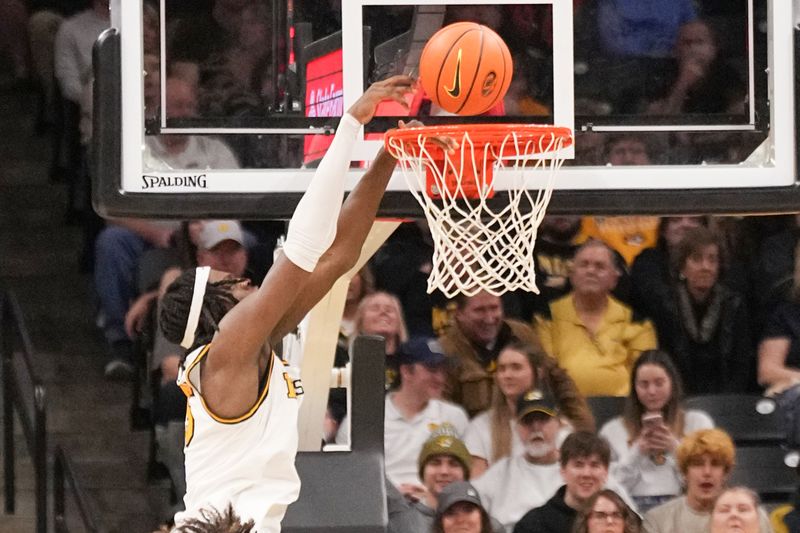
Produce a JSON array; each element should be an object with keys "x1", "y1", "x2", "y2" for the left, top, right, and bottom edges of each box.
[
  {"x1": 464, "y1": 340, "x2": 595, "y2": 478},
  {"x1": 353, "y1": 290, "x2": 409, "y2": 389},
  {"x1": 330, "y1": 290, "x2": 410, "y2": 446},
  {"x1": 332, "y1": 264, "x2": 376, "y2": 368}
]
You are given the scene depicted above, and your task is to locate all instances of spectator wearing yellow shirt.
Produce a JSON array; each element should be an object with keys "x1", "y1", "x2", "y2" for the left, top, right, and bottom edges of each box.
[{"x1": 535, "y1": 240, "x2": 657, "y2": 397}]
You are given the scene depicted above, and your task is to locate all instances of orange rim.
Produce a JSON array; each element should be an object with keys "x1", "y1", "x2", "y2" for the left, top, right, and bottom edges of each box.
[{"x1": 384, "y1": 123, "x2": 573, "y2": 155}]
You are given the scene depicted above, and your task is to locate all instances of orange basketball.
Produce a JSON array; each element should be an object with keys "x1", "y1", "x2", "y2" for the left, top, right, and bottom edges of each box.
[{"x1": 419, "y1": 22, "x2": 513, "y2": 116}]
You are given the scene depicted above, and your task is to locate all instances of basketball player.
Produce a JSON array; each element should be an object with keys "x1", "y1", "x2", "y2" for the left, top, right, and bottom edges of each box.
[{"x1": 158, "y1": 75, "x2": 456, "y2": 532}]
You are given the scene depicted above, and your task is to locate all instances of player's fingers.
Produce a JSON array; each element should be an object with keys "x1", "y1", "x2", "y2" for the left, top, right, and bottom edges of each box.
[
  {"x1": 386, "y1": 90, "x2": 411, "y2": 109},
  {"x1": 431, "y1": 135, "x2": 459, "y2": 154},
  {"x1": 396, "y1": 119, "x2": 458, "y2": 153},
  {"x1": 382, "y1": 74, "x2": 416, "y2": 88},
  {"x1": 399, "y1": 119, "x2": 421, "y2": 128},
  {"x1": 368, "y1": 75, "x2": 413, "y2": 96},
  {"x1": 393, "y1": 97, "x2": 411, "y2": 109}
]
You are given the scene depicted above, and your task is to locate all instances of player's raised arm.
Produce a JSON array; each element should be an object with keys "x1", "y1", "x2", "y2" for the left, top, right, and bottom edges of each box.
[
  {"x1": 270, "y1": 116, "x2": 458, "y2": 341},
  {"x1": 200, "y1": 76, "x2": 417, "y2": 366}
]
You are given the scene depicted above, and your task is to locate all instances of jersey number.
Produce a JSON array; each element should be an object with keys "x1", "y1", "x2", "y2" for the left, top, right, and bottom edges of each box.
[{"x1": 283, "y1": 372, "x2": 304, "y2": 398}]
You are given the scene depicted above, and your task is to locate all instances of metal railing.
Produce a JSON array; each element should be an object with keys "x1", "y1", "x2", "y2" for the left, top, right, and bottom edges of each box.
[
  {"x1": 2, "y1": 290, "x2": 48, "y2": 533},
  {"x1": 2, "y1": 290, "x2": 107, "y2": 532},
  {"x1": 53, "y1": 446, "x2": 107, "y2": 533}
]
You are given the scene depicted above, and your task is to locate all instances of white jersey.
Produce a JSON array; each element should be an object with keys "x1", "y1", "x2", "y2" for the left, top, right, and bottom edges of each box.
[{"x1": 174, "y1": 344, "x2": 303, "y2": 532}]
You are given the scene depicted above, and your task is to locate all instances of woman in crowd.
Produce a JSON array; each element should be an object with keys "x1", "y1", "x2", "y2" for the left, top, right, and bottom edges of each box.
[
  {"x1": 571, "y1": 489, "x2": 641, "y2": 533},
  {"x1": 599, "y1": 350, "x2": 713, "y2": 511},
  {"x1": 711, "y1": 487, "x2": 765, "y2": 533},
  {"x1": 332, "y1": 265, "x2": 376, "y2": 367},
  {"x1": 646, "y1": 226, "x2": 752, "y2": 393},
  {"x1": 342, "y1": 266, "x2": 376, "y2": 340},
  {"x1": 758, "y1": 246, "x2": 800, "y2": 389},
  {"x1": 331, "y1": 289, "x2": 409, "y2": 445},
  {"x1": 464, "y1": 340, "x2": 595, "y2": 478},
  {"x1": 431, "y1": 481, "x2": 495, "y2": 533},
  {"x1": 630, "y1": 216, "x2": 706, "y2": 319},
  {"x1": 354, "y1": 290, "x2": 409, "y2": 389}
]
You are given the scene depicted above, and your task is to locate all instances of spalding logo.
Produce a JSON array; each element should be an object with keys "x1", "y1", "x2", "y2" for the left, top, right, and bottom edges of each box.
[{"x1": 481, "y1": 72, "x2": 498, "y2": 97}]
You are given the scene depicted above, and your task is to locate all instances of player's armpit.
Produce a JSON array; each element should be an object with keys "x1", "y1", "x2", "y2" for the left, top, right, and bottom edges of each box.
[{"x1": 210, "y1": 254, "x2": 311, "y2": 370}]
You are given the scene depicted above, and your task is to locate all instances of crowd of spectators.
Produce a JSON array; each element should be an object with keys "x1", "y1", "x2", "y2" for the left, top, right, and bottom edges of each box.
[{"x1": 2, "y1": 0, "x2": 797, "y2": 531}]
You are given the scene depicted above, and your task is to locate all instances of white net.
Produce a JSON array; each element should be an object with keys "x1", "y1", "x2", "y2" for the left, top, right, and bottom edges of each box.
[{"x1": 386, "y1": 126, "x2": 570, "y2": 298}]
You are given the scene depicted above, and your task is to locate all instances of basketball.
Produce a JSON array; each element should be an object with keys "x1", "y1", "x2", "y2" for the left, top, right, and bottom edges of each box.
[{"x1": 419, "y1": 22, "x2": 513, "y2": 116}]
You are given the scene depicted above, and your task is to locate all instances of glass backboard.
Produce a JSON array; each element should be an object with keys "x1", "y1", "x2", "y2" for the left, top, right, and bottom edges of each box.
[{"x1": 93, "y1": 0, "x2": 798, "y2": 219}]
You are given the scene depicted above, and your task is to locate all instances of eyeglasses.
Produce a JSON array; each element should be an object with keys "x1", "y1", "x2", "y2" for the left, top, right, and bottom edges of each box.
[{"x1": 589, "y1": 511, "x2": 624, "y2": 522}]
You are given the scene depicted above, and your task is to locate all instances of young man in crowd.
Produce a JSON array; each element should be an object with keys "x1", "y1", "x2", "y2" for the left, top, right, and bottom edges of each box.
[
  {"x1": 513, "y1": 431, "x2": 614, "y2": 533},
  {"x1": 643, "y1": 428, "x2": 772, "y2": 533},
  {"x1": 385, "y1": 337, "x2": 469, "y2": 488},
  {"x1": 475, "y1": 391, "x2": 635, "y2": 531},
  {"x1": 388, "y1": 426, "x2": 505, "y2": 533}
]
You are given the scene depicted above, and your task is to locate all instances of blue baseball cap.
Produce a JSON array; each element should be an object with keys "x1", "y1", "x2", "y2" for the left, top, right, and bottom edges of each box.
[{"x1": 396, "y1": 336, "x2": 448, "y2": 368}]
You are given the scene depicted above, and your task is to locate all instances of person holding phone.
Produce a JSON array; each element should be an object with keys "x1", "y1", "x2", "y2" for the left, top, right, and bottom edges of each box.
[{"x1": 598, "y1": 350, "x2": 713, "y2": 511}]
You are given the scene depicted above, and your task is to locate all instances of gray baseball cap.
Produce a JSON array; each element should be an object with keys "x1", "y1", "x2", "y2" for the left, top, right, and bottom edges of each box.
[{"x1": 436, "y1": 481, "x2": 483, "y2": 518}]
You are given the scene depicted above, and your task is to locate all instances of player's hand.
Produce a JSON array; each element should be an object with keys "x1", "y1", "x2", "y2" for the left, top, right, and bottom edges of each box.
[
  {"x1": 398, "y1": 119, "x2": 459, "y2": 154},
  {"x1": 348, "y1": 75, "x2": 416, "y2": 124}
]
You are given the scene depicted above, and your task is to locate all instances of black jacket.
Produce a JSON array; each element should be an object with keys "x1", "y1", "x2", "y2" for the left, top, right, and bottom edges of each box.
[{"x1": 513, "y1": 485, "x2": 577, "y2": 533}]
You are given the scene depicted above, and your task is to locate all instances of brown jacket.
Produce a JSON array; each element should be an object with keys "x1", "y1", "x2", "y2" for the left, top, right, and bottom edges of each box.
[{"x1": 439, "y1": 318, "x2": 541, "y2": 416}]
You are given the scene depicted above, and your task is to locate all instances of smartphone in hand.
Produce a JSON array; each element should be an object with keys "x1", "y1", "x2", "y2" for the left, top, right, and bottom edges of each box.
[
  {"x1": 641, "y1": 412, "x2": 664, "y2": 429},
  {"x1": 642, "y1": 412, "x2": 667, "y2": 464}
]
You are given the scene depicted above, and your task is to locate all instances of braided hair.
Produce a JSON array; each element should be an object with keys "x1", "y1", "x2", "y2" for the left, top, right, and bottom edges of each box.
[
  {"x1": 160, "y1": 268, "x2": 239, "y2": 354},
  {"x1": 173, "y1": 503, "x2": 255, "y2": 532}
]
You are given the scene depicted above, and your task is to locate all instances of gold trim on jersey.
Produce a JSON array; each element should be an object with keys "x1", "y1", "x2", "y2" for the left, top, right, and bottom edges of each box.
[
  {"x1": 185, "y1": 404, "x2": 195, "y2": 446},
  {"x1": 185, "y1": 344, "x2": 276, "y2": 425}
]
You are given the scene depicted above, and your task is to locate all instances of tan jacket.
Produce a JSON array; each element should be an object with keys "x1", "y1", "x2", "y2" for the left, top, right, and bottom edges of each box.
[{"x1": 439, "y1": 319, "x2": 540, "y2": 416}]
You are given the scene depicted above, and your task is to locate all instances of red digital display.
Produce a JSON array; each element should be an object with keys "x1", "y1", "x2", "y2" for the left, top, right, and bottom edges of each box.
[{"x1": 303, "y1": 49, "x2": 343, "y2": 164}]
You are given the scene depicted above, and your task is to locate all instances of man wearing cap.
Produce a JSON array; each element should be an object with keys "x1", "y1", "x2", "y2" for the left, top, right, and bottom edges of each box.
[
  {"x1": 474, "y1": 391, "x2": 634, "y2": 531},
  {"x1": 472, "y1": 389, "x2": 565, "y2": 530},
  {"x1": 388, "y1": 426, "x2": 472, "y2": 532},
  {"x1": 513, "y1": 431, "x2": 614, "y2": 533},
  {"x1": 194, "y1": 220, "x2": 248, "y2": 279},
  {"x1": 385, "y1": 336, "x2": 469, "y2": 489}
]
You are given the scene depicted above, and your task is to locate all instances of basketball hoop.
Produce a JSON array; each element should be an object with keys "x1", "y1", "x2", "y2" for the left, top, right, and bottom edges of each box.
[{"x1": 384, "y1": 123, "x2": 573, "y2": 298}]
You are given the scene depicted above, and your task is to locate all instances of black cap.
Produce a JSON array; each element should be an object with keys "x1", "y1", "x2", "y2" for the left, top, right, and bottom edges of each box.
[
  {"x1": 436, "y1": 481, "x2": 483, "y2": 518},
  {"x1": 396, "y1": 336, "x2": 448, "y2": 367},
  {"x1": 516, "y1": 389, "x2": 558, "y2": 421}
]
